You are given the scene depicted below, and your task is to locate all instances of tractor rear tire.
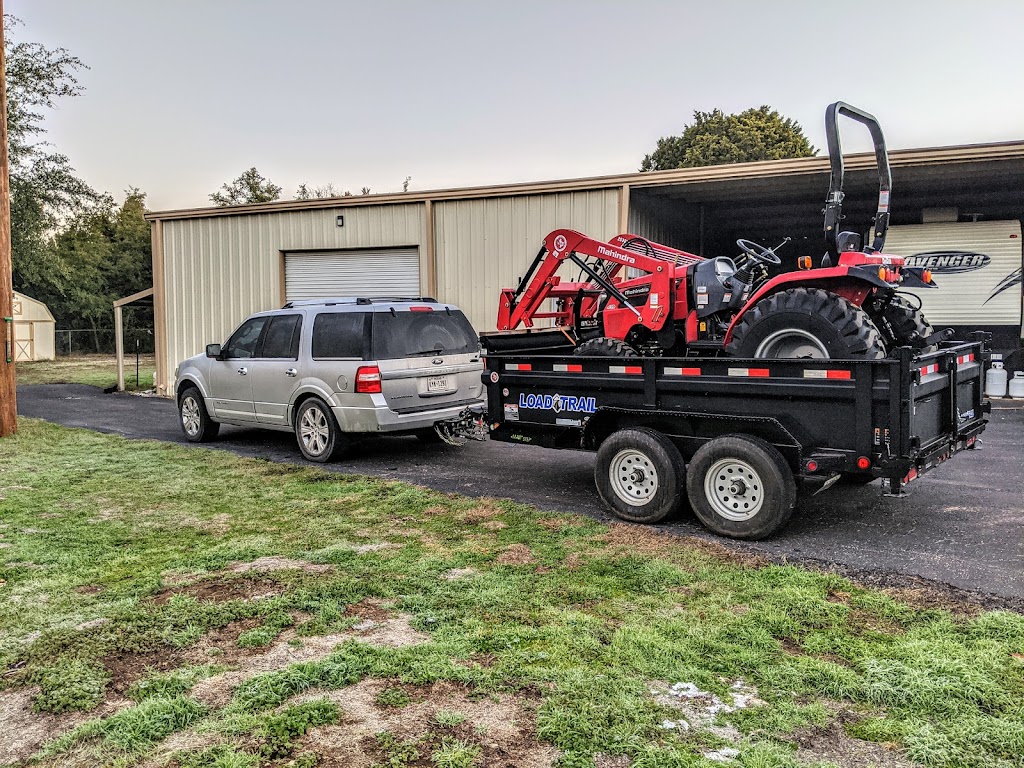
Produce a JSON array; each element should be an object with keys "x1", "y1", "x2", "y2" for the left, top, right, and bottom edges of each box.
[
  {"x1": 574, "y1": 337, "x2": 638, "y2": 357},
  {"x1": 726, "y1": 287, "x2": 887, "y2": 360},
  {"x1": 877, "y1": 296, "x2": 936, "y2": 352}
]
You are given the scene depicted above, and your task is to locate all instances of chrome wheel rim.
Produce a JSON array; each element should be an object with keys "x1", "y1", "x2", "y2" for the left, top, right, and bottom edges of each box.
[
  {"x1": 300, "y1": 406, "x2": 330, "y2": 456},
  {"x1": 704, "y1": 458, "x2": 764, "y2": 521},
  {"x1": 754, "y1": 329, "x2": 829, "y2": 359},
  {"x1": 609, "y1": 448, "x2": 659, "y2": 506},
  {"x1": 181, "y1": 396, "x2": 201, "y2": 436}
]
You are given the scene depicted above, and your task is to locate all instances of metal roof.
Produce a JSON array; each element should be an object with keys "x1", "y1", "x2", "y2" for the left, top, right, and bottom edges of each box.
[{"x1": 145, "y1": 140, "x2": 1024, "y2": 222}]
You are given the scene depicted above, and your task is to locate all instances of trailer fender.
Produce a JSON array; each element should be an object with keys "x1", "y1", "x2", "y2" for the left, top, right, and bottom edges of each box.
[{"x1": 582, "y1": 407, "x2": 803, "y2": 467}]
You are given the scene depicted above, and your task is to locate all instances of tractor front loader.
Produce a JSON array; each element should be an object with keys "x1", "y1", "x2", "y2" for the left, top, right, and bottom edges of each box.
[{"x1": 489, "y1": 102, "x2": 945, "y2": 360}]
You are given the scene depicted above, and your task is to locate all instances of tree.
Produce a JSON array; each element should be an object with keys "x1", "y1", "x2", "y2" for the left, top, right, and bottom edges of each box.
[
  {"x1": 293, "y1": 182, "x2": 349, "y2": 200},
  {"x1": 640, "y1": 106, "x2": 816, "y2": 171},
  {"x1": 209, "y1": 167, "x2": 282, "y2": 206},
  {"x1": 5, "y1": 15, "x2": 100, "y2": 299}
]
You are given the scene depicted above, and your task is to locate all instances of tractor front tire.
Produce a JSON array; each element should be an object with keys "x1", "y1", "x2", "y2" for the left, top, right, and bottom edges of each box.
[
  {"x1": 876, "y1": 296, "x2": 935, "y2": 352},
  {"x1": 574, "y1": 337, "x2": 638, "y2": 357},
  {"x1": 726, "y1": 287, "x2": 886, "y2": 360}
]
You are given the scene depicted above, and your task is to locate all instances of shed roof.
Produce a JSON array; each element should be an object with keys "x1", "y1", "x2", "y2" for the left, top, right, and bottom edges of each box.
[
  {"x1": 13, "y1": 291, "x2": 56, "y2": 322},
  {"x1": 145, "y1": 140, "x2": 1024, "y2": 223}
]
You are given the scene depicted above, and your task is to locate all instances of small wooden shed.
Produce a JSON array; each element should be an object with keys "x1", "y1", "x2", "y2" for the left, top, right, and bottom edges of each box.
[{"x1": 12, "y1": 291, "x2": 56, "y2": 362}]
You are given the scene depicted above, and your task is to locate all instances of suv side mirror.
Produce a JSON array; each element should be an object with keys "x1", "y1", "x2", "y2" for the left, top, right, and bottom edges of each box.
[{"x1": 206, "y1": 343, "x2": 222, "y2": 359}]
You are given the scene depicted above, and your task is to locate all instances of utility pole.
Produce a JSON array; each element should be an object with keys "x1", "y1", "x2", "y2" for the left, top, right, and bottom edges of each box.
[{"x1": 0, "y1": 0, "x2": 16, "y2": 438}]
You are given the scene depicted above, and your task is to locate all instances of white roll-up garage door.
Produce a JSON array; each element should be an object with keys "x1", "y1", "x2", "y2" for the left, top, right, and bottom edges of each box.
[{"x1": 285, "y1": 248, "x2": 421, "y2": 302}]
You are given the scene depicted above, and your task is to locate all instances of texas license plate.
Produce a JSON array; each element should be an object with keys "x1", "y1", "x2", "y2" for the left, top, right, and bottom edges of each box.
[{"x1": 427, "y1": 375, "x2": 452, "y2": 393}]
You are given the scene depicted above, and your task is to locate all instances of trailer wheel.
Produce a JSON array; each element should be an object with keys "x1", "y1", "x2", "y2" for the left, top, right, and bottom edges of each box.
[
  {"x1": 595, "y1": 428, "x2": 685, "y2": 524},
  {"x1": 726, "y1": 287, "x2": 886, "y2": 359},
  {"x1": 575, "y1": 337, "x2": 638, "y2": 357},
  {"x1": 686, "y1": 435, "x2": 796, "y2": 539}
]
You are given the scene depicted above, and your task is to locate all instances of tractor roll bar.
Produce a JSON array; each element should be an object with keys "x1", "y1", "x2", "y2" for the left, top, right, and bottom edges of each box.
[{"x1": 823, "y1": 101, "x2": 892, "y2": 258}]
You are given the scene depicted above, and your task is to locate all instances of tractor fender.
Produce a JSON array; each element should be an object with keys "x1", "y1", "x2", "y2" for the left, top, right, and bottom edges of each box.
[{"x1": 723, "y1": 267, "x2": 890, "y2": 345}]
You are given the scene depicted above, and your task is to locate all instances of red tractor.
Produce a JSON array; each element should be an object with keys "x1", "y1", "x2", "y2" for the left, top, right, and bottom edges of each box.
[{"x1": 493, "y1": 103, "x2": 943, "y2": 359}]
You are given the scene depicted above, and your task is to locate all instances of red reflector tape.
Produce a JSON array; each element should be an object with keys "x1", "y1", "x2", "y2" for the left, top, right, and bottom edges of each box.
[
  {"x1": 506, "y1": 363, "x2": 532, "y2": 372},
  {"x1": 803, "y1": 369, "x2": 852, "y2": 380},
  {"x1": 610, "y1": 365, "x2": 643, "y2": 375},
  {"x1": 553, "y1": 363, "x2": 583, "y2": 372},
  {"x1": 957, "y1": 353, "x2": 975, "y2": 365},
  {"x1": 665, "y1": 367, "x2": 702, "y2": 377},
  {"x1": 919, "y1": 363, "x2": 940, "y2": 376},
  {"x1": 728, "y1": 367, "x2": 770, "y2": 378}
]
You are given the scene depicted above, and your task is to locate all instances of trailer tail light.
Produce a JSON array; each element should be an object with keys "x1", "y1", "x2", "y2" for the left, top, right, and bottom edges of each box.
[
  {"x1": 355, "y1": 366, "x2": 382, "y2": 393},
  {"x1": 805, "y1": 460, "x2": 819, "y2": 472},
  {"x1": 856, "y1": 456, "x2": 872, "y2": 470}
]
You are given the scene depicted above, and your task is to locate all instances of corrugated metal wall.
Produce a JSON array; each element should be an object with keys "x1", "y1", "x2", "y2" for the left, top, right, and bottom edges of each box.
[
  {"x1": 433, "y1": 189, "x2": 620, "y2": 333},
  {"x1": 885, "y1": 221, "x2": 1023, "y2": 327},
  {"x1": 161, "y1": 205, "x2": 426, "y2": 392}
]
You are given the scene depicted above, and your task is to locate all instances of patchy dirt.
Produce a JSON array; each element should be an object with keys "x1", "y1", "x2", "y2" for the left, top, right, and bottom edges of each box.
[
  {"x1": 594, "y1": 755, "x2": 631, "y2": 768},
  {"x1": 187, "y1": 602, "x2": 428, "y2": 709},
  {"x1": 792, "y1": 717, "x2": 918, "y2": 768},
  {"x1": 536, "y1": 518, "x2": 570, "y2": 531},
  {"x1": 228, "y1": 556, "x2": 332, "y2": 574},
  {"x1": 152, "y1": 575, "x2": 285, "y2": 605},
  {"x1": 563, "y1": 552, "x2": 585, "y2": 570},
  {"x1": 479, "y1": 520, "x2": 508, "y2": 531},
  {"x1": 289, "y1": 678, "x2": 557, "y2": 768},
  {"x1": 462, "y1": 500, "x2": 504, "y2": 523},
  {"x1": 106, "y1": 645, "x2": 188, "y2": 695},
  {"x1": 496, "y1": 544, "x2": 536, "y2": 566},
  {"x1": 354, "y1": 542, "x2": 401, "y2": 555},
  {"x1": 74, "y1": 584, "x2": 104, "y2": 595},
  {"x1": 0, "y1": 687, "x2": 130, "y2": 765}
]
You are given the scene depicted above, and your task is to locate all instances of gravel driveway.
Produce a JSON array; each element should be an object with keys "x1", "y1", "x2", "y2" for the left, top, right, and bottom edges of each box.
[{"x1": 16, "y1": 384, "x2": 1024, "y2": 601}]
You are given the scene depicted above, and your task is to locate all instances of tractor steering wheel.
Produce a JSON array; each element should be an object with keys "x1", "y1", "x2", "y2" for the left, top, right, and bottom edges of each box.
[{"x1": 736, "y1": 238, "x2": 783, "y2": 266}]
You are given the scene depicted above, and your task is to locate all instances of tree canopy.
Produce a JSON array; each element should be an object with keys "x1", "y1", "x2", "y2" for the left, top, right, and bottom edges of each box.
[
  {"x1": 640, "y1": 106, "x2": 816, "y2": 171},
  {"x1": 209, "y1": 167, "x2": 282, "y2": 206}
]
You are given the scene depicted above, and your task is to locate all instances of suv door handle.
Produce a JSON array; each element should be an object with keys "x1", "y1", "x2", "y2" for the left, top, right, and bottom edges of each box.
[
  {"x1": 237, "y1": 367, "x2": 248, "y2": 375},
  {"x1": 285, "y1": 368, "x2": 298, "y2": 377}
]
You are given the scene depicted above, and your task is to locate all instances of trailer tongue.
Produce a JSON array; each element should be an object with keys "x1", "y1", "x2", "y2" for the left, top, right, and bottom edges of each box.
[{"x1": 477, "y1": 336, "x2": 990, "y2": 540}]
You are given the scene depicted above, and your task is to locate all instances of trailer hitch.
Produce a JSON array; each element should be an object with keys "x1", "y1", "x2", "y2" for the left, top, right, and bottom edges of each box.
[{"x1": 434, "y1": 405, "x2": 489, "y2": 447}]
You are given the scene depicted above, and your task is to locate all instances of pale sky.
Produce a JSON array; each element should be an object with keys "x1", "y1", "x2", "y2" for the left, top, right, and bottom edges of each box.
[{"x1": 10, "y1": 0, "x2": 1024, "y2": 211}]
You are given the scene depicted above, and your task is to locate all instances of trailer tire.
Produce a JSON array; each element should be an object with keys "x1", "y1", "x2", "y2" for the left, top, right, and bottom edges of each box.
[
  {"x1": 575, "y1": 337, "x2": 638, "y2": 357},
  {"x1": 726, "y1": 287, "x2": 886, "y2": 359},
  {"x1": 595, "y1": 428, "x2": 686, "y2": 524},
  {"x1": 686, "y1": 435, "x2": 796, "y2": 539}
]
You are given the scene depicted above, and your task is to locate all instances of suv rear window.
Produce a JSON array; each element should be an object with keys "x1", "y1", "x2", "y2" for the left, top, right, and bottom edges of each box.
[
  {"x1": 371, "y1": 309, "x2": 478, "y2": 360},
  {"x1": 311, "y1": 312, "x2": 369, "y2": 359}
]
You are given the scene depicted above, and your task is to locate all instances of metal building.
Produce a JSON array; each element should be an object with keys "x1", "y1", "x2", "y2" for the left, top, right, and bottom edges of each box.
[
  {"x1": 11, "y1": 291, "x2": 56, "y2": 362},
  {"x1": 146, "y1": 143, "x2": 1024, "y2": 396}
]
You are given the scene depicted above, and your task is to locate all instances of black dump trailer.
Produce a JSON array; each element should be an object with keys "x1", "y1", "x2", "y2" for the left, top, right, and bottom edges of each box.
[{"x1": 479, "y1": 334, "x2": 990, "y2": 539}]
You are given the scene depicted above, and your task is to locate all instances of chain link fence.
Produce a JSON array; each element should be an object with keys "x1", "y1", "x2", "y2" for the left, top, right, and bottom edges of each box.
[{"x1": 55, "y1": 328, "x2": 155, "y2": 356}]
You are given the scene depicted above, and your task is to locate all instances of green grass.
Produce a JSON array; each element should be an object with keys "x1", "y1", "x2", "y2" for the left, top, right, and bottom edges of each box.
[
  {"x1": 0, "y1": 418, "x2": 1022, "y2": 767},
  {"x1": 14, "y1": 354, "x2": 155, "y2": 390}
]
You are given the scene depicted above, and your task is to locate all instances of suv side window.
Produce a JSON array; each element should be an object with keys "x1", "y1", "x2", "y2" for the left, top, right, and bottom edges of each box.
[
  {"x1": 261, "y1": 314, "x2": 302, "y2": 359},
  {"x1": 311, "y1": 312, "x2": 369, "y2": 359},
  {"x1": 223, "y1": 317, "x2": 268, "y2": 359}
]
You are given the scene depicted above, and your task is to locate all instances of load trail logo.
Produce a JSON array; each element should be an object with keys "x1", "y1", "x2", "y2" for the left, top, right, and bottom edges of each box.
[
  {"x1": 519, "y1": 392, "x2": 596, "y2": 414},
  {"x1": 904, "y1": 251, "x2": 991, "y2": 273}
]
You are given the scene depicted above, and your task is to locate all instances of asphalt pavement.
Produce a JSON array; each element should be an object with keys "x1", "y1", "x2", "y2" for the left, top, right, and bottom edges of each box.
[{"x1": 16, "y1": 384, "x2": 1024, "y2": 601}]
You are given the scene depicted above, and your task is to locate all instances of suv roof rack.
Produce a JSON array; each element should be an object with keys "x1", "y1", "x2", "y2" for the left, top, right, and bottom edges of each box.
[{"x1": 281, "y1": 296, "x2": 439, "y2": 309}]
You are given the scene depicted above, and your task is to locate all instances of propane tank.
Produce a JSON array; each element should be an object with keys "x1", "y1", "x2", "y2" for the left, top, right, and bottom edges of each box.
[
  {"x1": 1009, "y1": 371, "x2": 1024, "y2": 399},
  {"x1": 986, "y1": 356, "x2": 1008, "y2": 398}
]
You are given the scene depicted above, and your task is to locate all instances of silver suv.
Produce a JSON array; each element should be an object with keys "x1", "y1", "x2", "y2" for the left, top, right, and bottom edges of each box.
[{"x1": 174, "y1": 297, "x2": 484, "y2": 462}]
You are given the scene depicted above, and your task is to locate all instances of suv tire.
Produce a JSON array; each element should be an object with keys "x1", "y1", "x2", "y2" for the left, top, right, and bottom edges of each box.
[
  {"x1": 295, "y1": 397, "x2": 344, "y2": 463},
  {"x1": 178, "y1": 386, "x2": 220, "y2": 443}
]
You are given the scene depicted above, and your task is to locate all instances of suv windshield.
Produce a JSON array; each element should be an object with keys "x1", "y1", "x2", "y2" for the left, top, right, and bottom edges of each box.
[{"x1": 371, "y1": 309, "x2": 478, "y2": 360}]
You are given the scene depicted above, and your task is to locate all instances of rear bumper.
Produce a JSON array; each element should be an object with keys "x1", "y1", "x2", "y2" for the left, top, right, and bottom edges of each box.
[{"x1": 331, "y1": 396, "x2": 486, "y2": 433}]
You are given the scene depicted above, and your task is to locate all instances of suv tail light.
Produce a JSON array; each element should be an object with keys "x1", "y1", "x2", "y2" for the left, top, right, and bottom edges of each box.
[{"x1": 355, "y1": 365, "x2": 382, "y2": 393}]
